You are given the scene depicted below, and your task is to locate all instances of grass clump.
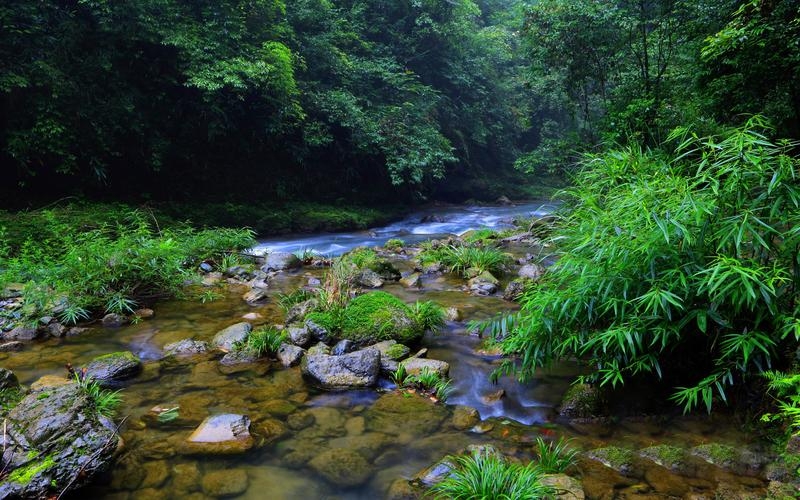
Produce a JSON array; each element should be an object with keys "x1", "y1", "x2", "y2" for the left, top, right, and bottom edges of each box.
[
  {"x1": 277, "y1": 289, "x2": 316, "y2": 312},
  {"x1": 420, "y1": 243, "x2": 509, "y2": 277},
  {"x1": 534, "y1": 436, "x2": 578, "y2": 473},
  {"x1": 483, "y1": 118, "x2": 800, "y2": 413},
  {"x1": 236, "y1": 326, "x2": 286, "y2": 358},
  {"x1": 384, "y1": 238, "x2": 405, "y2": 251},
  {"x1": 430, "y1": 452, "x2": 552, "y2": 499},
  {"x1": 401, "y1": 367, "x2": 452, "y2": 401},
  {"x1": 75, "y1": 374, "x2": 122, "y2": 419}
]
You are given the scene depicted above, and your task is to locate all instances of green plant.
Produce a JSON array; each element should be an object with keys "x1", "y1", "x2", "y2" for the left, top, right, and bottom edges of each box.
[
  {"x1": 277, "y1": 289, "x2": 315, "y2": 312},
  {"x1": 429, "y1": 452, "x2": 552, "y2": 499},
  {"x1": 421, "y1": 244, "x2": 509, "y2": 277},
  {"x1": 484, "y1": 118, "x2": 800, "y2": 413},
  {"x1": 534, "y1": 436, "x2": 579, "y2": 473},
  {"x1": 403, "y1": 367, "x2": 453, "y2": 402},
  {"x1": 411, "y1": 301, "x2": 446, "y2": 334},
  {"x1": 340, "y1": 291, "x2": 425, "y2": 343},
  {"x1": 761, "y1": 371, "x2": 800, "y2": 442},
  {"x1": 199, "y1": 289, "x2": 224, "y2": 303},
  {"x1": 392, "y1": 364, "x2": 409, "y2": 386},
  {"x1": 293, "y1": 248, "x2": 319, "y2": 264},
  {"x1": 384, "y1": 238, "x2": 405, "y2": 251},
  {"x1": 463, "y1": 228, "x2": 497, "y2": 244},
  {"x1": 75, "y1": 374, "x2": 122, "y2": 419},
  {"x1": 236, "y1": 326, "x2": 286, "y2": 358},
  {"x1": 219, "y1": 252, "x2": 244, "y2": 270}
]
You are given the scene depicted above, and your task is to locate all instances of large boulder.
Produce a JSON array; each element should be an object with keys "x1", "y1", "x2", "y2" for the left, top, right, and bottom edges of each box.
[
  {"x1": 261, "y1": 252, "x2": 301, "y2": 272},
  {"x1": 559, "y1": 383, "x2": 601, "y2": 418},
  {"x1": 1, "y1": 325, "x2": 38, "y2": 341},
  {"x1": 212, "y1": 322, "x2": 252, "y2": 351},
  {"x1": 0, "y1": 381, "x2": 121, "y2": 499},
  {"x1": 277, "y1": 343, "x2": 305, "y2": 367},
  {"x1": 182, "y1": 414, "x2": 254, "y2": 455},
  {"x1": 468, "y1": 272, "x2": 499, "y2": 296},
  {"x1": 340, "y1": 291, "x2": 422, "y2": 344},
  {"x1": 84, "y1": 351, "x2": 142, "y2": 388},
  {"x1": 354, "y1": 269, "x2": 384, "y2": 289},
  {"x1": 301, "y1": 350, "x2": 380, "y2": 390}
]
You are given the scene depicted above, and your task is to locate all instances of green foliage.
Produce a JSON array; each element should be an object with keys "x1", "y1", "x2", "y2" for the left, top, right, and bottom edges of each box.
[
  {"x1": 384, "y1": 239, "x2": 405, "y2": 252},
  {"x1": 462, "y1": 229, "x2": 497, "y2": 244},
  {"x1": 76, "y1": 375, "x2": 122, "y2": 419},
  {"x1": 236, "y1": 326, "x2": 287, "y2": 358},
  {"x1": 534, "y1": 436, "x2": 578, "y2": 473},
  {"x1": 488, "y1": 118, "x2": 800, "y2": 412},
  {"x1": 761, "y1": 371, "x2": 800, "y2": 442},
  {"x1": 421, "y1": 243, "x2": 509, "y2": 277},
  {"x1": 410, "y1": 301, "x2": 446, "y2": 335},
  {"x1": 429, "y1": 451, "x2": 552, "y2": 500},
  {"x1": 0, "y1": 387, "x2": 23, "y2": 413},
  {"x1": 277, "y1": 289, "x2": 315, "y2": 313},
  {"x1": 402, "y1": 367, "x2": 452, "y2": 402},
  {"x1": 0, "y1": 208, "x2": 255, "y2": 325}
]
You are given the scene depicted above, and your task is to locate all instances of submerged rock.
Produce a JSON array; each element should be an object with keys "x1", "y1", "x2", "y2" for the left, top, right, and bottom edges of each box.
[
  {"x1": 212, "y1": 322, "x2": 252, "y2": 351},
  {"x1": 163, "y1": 339, "x2": 210, "y2": 357},
  {"x1": 540, "y1": 474, "x2": 585, "y2": 500},
  {"x1": 308, "y1": 448, "x2": 372, "y2": 487},
  {"x1": 452, "y1": 405, "x2": 480, "y2": 430},
  {"x1": 301, "y1": 350, "x2": 380, "y2": 389},
  {"x1": 202, "y1": 468, "x2": 249, "y2": 496},
  {"x1": 0, "y1": 382, "x2": 121, "y2": 499},
  {"x1": 182, "y1": 414, "x2": 254, "y2": 455},
  {"x1": 84, "y1": 351, "x2": 142, "y2": 387}
]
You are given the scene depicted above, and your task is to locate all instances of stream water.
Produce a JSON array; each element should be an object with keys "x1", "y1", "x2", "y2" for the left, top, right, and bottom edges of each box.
[{"x1": 1, "y1": 203, "x2": 772, "y2": 499}]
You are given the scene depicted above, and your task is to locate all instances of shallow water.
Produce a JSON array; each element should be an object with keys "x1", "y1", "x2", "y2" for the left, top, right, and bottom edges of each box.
[{"x1": 3, "y1": 204, "x2": 771, "y2": 499}]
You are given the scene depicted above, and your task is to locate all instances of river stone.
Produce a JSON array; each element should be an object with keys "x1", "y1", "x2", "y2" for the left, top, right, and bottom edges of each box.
[
  {"x1": 84, "y1": 351, "x2": 142, "y2": 387},
  {"x1": 468, "y1": 271, "x2": 499, "y2": 296},
  {"x1": 287, "y1": 325, "x2": 311, "y2": 347},
  {"x1": 30, "y1": 375, "x2": 72, "y2": 391},
  {"x1": 584, "y1": 447, "x2": 637, "y2": 475},
  {"x1": 415, "y1": 456, "x2": 457, "y2": 486},
  {"x1": 540, "y1": 474, "x2": 585, "y2": 500},
  {"x1": 0, "y1": 367, "x2": 20, "y2": 390},
  {"x1": 559, "y1": 383, "x2": 600, "y2": 418},
  {"x1": 503, "y1": 279, "x2": 526, "y2": 301},
  {"x1": 306, "y1": 319, "x2": 331, "y2": 344},
  {"x1": 399, "y1": 272, "x2": 422, "y2": 289},
  {"x1": 286, "y1": 299, "x2": 318, "y2": 324},
  {"x1": 277, "y1": 343, "x2": 305, "y2": 367},
  {"x1": 386, "y1": 479, "x2": 419, "y2": 500},
  {"x1": 163, "y1": 339, "x2": 210, "y2": 356},
  {"x1": 308, "y1": 448, "x2": 372, "y2": 487},
  {"x1": 141, "y1": 460, "x2": 170, "y2": 488},
  {"x1": 0, "y1": 341, "x2": 24, "y2": 352},
  {"x1": 301, "y1": 349, "x2": 380, "y2": 389},
  {"x1": 261, "y1": 252, "x2": 301, "y2": 272},
  {"x1": 452, "y1": 405, "x2": 480, "y2": 430},
  {"x1": 1, "y1": 325, "x2": 38, "y2": 341},
  {"x1": 243, "y1": 288, "x2": 268, "y2": 305},
  {"x1": 518, "y1": 263, "x2": 544, "y2": 281},
  {"x1": 182, "y1": 414, "x2": 254, "y2": 455},
  {"x1": 0, "y1": 382, "x2": 121, "y2": 499},
  {"x1": 400, "y1": 357, "x2": 449, "y2": 377},
  {"x1": 45, "y1": 322, "x2": 67, "y2": 337},
  {"x1": 212, "y1": 322, "x2": 252, "y2": 351},
  {"x1": 219, "y1": 349, "x2": 260, "y2": 366},
  {"x1": 134, "y1": 308, "x2": 155, "y2": 319},
  {"x1": 369, "y1": 340, "x2": 410, "y2": 361},
  {"x1": 332, "y1": 339, "x2": 356, "y2": 355},
  {"x1": 171, "y1": 462, "x2": 201, "y2": 493},
  {"x1": 355, "y1": 269, "x2": 384, "y2": 288},
  {"x1": 307, "y1": 342, "x2": 331, "y2": 355},
  {"x1": 202, "y1": 468, "x2": 249, "y2": 496},
  {"x1": 365, "y1": 393, "x2": 448, "y2": 436},
  {"x1": 445, "y1": 307, "x2": 462, "y2": 321},
  {"x1": 102, "y1": 313, "x2": 127, "y2": 328}
]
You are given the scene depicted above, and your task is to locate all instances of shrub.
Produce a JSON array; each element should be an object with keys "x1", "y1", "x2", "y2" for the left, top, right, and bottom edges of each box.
[
  {"x1": 430, "y1": 452, "x2": 552, "y2": 499},
  {"x1": 484, "y1": 117, "x2": 800, "y2": 412},
  {"x1": 761, "y1": 371, "x2": 800, "y2": 443}
]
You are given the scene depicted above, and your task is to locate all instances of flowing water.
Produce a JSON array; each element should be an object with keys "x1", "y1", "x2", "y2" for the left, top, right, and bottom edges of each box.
[{"x1": 1, "y1": 203, "x2": 772, "y2": 499}]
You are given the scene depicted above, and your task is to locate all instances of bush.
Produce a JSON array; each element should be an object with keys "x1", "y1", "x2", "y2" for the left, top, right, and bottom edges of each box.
[
  {"x1": 430, "y1": 452, "x2": 552, "y2": 500},
  {"x1": 485, "y1": 117, "x2": 800, "y2": 412}
]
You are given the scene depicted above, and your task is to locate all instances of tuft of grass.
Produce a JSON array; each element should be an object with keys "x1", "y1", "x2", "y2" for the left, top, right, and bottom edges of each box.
[
  {"x1": 277, "y1": 289, "x2": 315, "y2": 312},
  {"x1": 420, "y1": 243, "x2": 509, "y2": 277},
  {"x1": 534, "y1": 436, "x2": 579, "y2": 473},
  {"x1": 236, "y1": 326, "x2": 286, "y2": 358},
  {"x1": 401, "y1": 367, "x2": 452, "y2": 402},
  {"x1": 410, "y1": 301, "x2": 446, "y2": 334},
  {"x1": 430, "y1": 452, "x2": 552, "y2": 499},
  {"x1": 75, "y1": 374, "x2": 122, "y2": 419},
  {"x1": 384, "y1": 238, "x2": 405, "y2": 251}
]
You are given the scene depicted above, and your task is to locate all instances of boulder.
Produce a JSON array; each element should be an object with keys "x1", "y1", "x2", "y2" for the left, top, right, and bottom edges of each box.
[
  {"x1": 277, "y1": 343, "x2": 305, "y2": 367},
  {"x1": 101, "y1": 313, "x2": 127, "y2": 328},
  {"x1": 45, "y1": 322, "x2": 67, "y2": 338},
  {"x1": 261, "y1": 252, "x2": 301, "y2": 272},
  {"x1": 163, "y1": 339, "x2": 211, "y2": 357},
  {"x1": 1, "y1": 325, "x2": 38, "y2": 341},
  {"x1": 84, "y1": 351, "x2": 142, "y2": 387},
  {"x1": 518, "y1": 264, "x2": 544, "y2": 281},
  {"x1": 367, "y1": 340, "x2": 410, "y2": 373},
  {"x1": 202, "y1": 469, "x2": 249, "y2": 497},
  {"x1": 332, "y1": 339, "x2": 356, "y2": 356},
  {"x1": 0, "y1": 367, "x2": 20, "y2": 390},
  {"x1": 354, "y1": 269, "x2": 384, "y2": 288},
  {"x1": 308, "y1": 448, "x2": 372, "y2": 487},
  {"x1": 212, "y1": 322, "x2": 252, "y2": 351},
  {"x1": 559, "y1": 383, "x2": 601, "y2": 418},
  {"x1": 301, "y1": 350, "x2": 380, "y2": 389},
  {"x1": 452, "y1": 405, "x2": 480, "y2": 430},
  {"x1": 305, "y1": 319, "x2": 332, "y2": 344},
  {"x1": 219, "y1": 350, "x2": 260, "y2": 366},
  {"x1": 182, "y1": 414, "x2": 254, "y2": 455},
  {"x1": 468, "y1": 272, "x2": 499, "y2": 296},
  {"x1": 399, "y1": 273, "x2": 422, "y2": 289},
  {"x1": 415, "y1": 456, "x2": 457, "y2": 486},
  {"x1": 400, "y1": 357, "x2": 450, "y2": 378},
  {"x1": 287, "y1": 325, "x2": 311, "y2": 347},
  {"x1": 503, "y1": 279, "x2": 526, "y2": 301},
  {"x1": 307, "y1": 342, "x2": 331, "y2": 355},
  {"x1": 0, "y1": 382, "x2": 121, "y2": 499},
  {"x1": 243, "y1": 288, "x2": 268, "y2": 305}
]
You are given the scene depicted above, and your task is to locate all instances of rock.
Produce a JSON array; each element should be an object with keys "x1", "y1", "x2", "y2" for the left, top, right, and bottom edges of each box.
[
  {"x1": 202, "y1": 469, "x2": 249, "y2": 496},
  {"x1": 422, "y1": 262, "x2": 444, "y2": 274},
  {"x1": 45, "y1": 322, "x2": 67, "y2": 337},
  {"x1": 399, "y1": 272, "x2": 422, "y2": 289},
  {"x1": 518, "y1": 263, "x2": 544, "y2": 280},
  {"x1": 415, "y1": 456, "x2": 457, "y2": 486},
  {"x1": 286, "y1": 299, "x2": 318, "y2": 324},
  {"x1": 468, "y1": 271, "x2": 499, "y2": 296},
  {"x1": 243, "y1": 288, "x2": 268, "y2": 305},
  {"x1": 287, "y1": 325, "x2": 311, "y2": 347},
  {"x1": 400, "y1": 357, "x2": 450, "y2": 378},
  {"x1": 503, "y1": 279, "x2": 526, "y2": 301},
  {"x1": 0, "y1": 367, "x2": 20, "y2": 390},
  {"x1": 163, "y1": 339, "x2": 210, "y2": 357},
  {"x1": 0, "y1": 341, "x2": 24, "y2": 352},
  {"x1": 307, "y1": 342, "x2": 331, "y2": 355},
  {"x1": 242, "y1": 312, "x2": 262, "y2": 321},
  {"x1": 481, "y1": 388, "x2": 505, "y2": 404},
  {"x1": 30, "y1": 375, "x2": 72, "y2": 391},
  {"x1": 386, "y1": 479, "x2": 419, "y2": 500},
  {"x1": 355, "y1": 269, "x2": 384, "y2": 288},
  {"x1": 134, "y1": 308, "x2": 155, "y2": 319},
  {"x1": 201, "y1": 272, "x2": 223, "y2": 286},
  {"x1": 496, "y1": 195, "x2": 513, "y2": 205},
  {"x1": 445, "y1": 307, "x2": 462, "y2": 322},
  {"x1": 0, "y1": 382, "x2": 121, "y2": 499},
  {"x1": 470, "y1": 422, "x2": 494, "y2": 434},
  {"x1": 171, "y1": 462, "x2": 201, "y2": 493},
  {"x1": 301, "y1": 350, "x2": 380, "y2": 389},
  {"x1": 688, "y1": 443, "x2": 766, "y2": 475},
  {"x1": 2, "y1": 325, "x2": 38, "y2": 341},
  {"x1": 787, "y1": 434, "x2": 800, "y2": 455},
  {"x1": 368, "y1": 340, "x2": 410, "y2": 361},
  {"x1": 142, "y1": 404, "x2": 184, "y2": 428},
  {"x1": 84, "y1": 351, "x2": 143, "y2": 387},
  {"x1": 332, "y1": 339, "x2": 356, "y2": 356},
  {"x1": 277, "y1": 343, "x2": 305, "y2": 367},
  {"x1": 67, "y1": 327, "x2": 90, "y2": 336},
  {"x1": 308, "y1": 448, "x2": 372, "y2": 487},
  {"x1": 452, "y1": 405, "x2": 480, "y2": 430},
  {"x1": 141, "y1": 460, "x2": 169, "y2": 488},
  {"x1": 305, "y1": 319, "x2": 331, "y2": 344},
  {"x1": 540, "y1": 474, "x2": 585, "y2": 500},
  {"x1": 102, "y1": 313, "x2": 127, "y2": 328},
  {"x1": 559, "y1": 383, "x2": 601, "y2": 418},
  {"x1": 199, "y1": 262, "x2": 214, "y2": 272},
  {"x1": 212, "y1": 322, "x2": 252, "y2": 351},
  {"x1": 183, "y1": 414, "x2": 254, "y2": 455},
  {"x1": 261, "y1": 252, "x2": 301, "y2": 272},
  {"x1": 220, "y1": 350, "x2": 260, "y2": 365},
  {"x1": 584, "y1": 447, "x2": 636, "y2": 475}
]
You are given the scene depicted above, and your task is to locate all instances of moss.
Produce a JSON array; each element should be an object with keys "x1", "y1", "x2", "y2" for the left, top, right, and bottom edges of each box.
[
  {"x1": 0, "y1": 387, "x2": 23, "y2": 413},
  {"x1": 6, "y1": 454, "x2": 57, "y2": 485},
  {"x1": 384, "y1": 239, "x2": 405, "y2": 251},
  {"x1": 385, "y1": 343, "x2": 410, "y2": 360},
  {"x1": 691, "y1": 443, "x2": 739, "y2": 466},
  {"x1": 341, "y1": 292, "x2": 422, "y2": 343},
  {"x1": 305, "y1": 311, "x2": 340, "y2": 334},
  {"x1": 640, "y1": 445, "x2": 685, "y2": 469}
]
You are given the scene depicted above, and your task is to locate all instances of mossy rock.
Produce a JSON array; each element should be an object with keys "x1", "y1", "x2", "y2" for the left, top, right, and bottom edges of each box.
[
  {"x1": 559, "y1": 384, "x2": 601, "y2": 418},
  {"x1": 340, "y1": 292, "x2": 422, "y2": 344},
  {"x1": 585, "y1": 446, "x2": 637, "y2": 475}
]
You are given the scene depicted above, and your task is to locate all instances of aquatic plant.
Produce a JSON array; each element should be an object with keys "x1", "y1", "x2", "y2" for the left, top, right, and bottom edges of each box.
[
  {"x1": 430, "y1": 452, "x2": 551, "y2": 499},
  {"x1": 534, "y1": 436, "x2": 578, "y2": 473}
]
